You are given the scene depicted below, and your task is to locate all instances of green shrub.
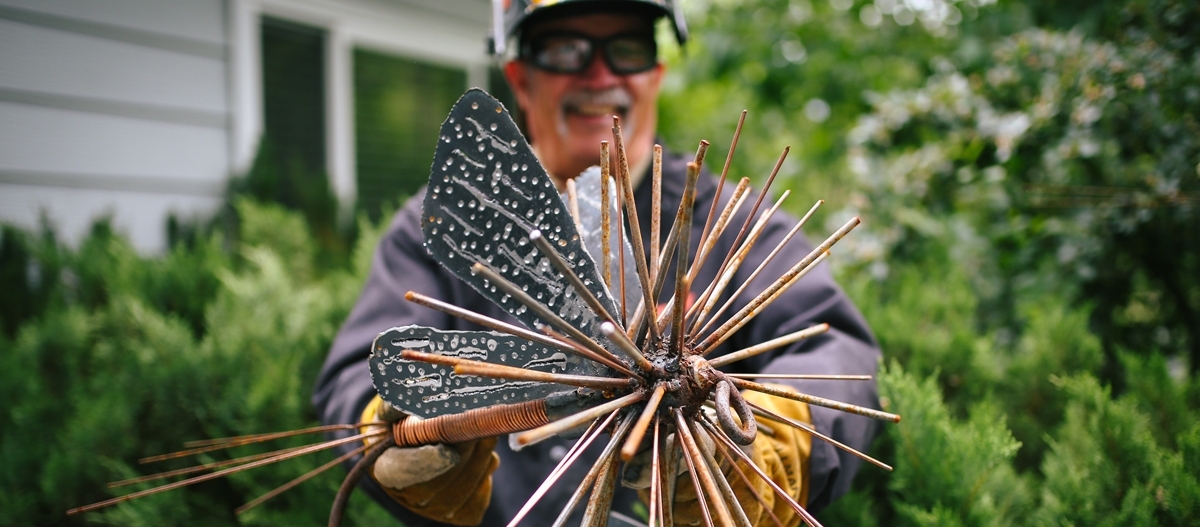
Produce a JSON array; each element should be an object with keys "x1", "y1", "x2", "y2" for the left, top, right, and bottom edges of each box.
[
  {"x1": 0, "y1": 201, "x2": 394, "y2": 526},
  {"x1": 1034, "y1": 374, "x2": 1199, "y2": 525}
]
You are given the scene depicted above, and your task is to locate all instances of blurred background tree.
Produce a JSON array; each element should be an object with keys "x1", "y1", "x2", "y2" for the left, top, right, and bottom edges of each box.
[
  {"x1": 1, "y1": 0, "x2": 1197, "y2": 525},
  {"x1": 657, "y1": 0, "x2": 1198, "y2": 524}
]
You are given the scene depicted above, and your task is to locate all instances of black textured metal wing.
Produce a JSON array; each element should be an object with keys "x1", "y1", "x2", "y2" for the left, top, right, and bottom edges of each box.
[
  {"x1": 422, "y1": 89, "x2": 621, "y2": 353},
  {"x1": 370, "y1": 326, "x2": 587, "y2": 417}
]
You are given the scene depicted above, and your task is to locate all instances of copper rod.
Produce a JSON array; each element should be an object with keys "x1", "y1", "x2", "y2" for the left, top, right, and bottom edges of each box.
[
  {"x1": 328, "y1": 434, "x2": 393, "y2": 527},
  {"x1": 471, "y1": 262, "x2": 628, "y2": 377},
  {"x1": 688, "y1": 179, "x2": 754, "y2": 286},
  {"x1": 139, "y1": 424, "x2": 376, "y2": 464},
  {"x1": 662, "y1": 418, "x2": 679, "y2": 527},
  {"x1": 650, "y1": 144, "x2": 663, "y2": 283},
  {"x1": 730, "y1": 377, "x2": 900, "y2": 423},
  {"x1": 707, "y1": 324, "x2": 830, "y2": 368},
  {"x1": 729, "y1": 373, "x2": 872, "y2": 381},
  {"x1": 566, "y1": 177, "x2": 583, "y2": 233},
  {"x1": 695, "y1": 111, "x2": 746, "y2": 272},
  {"x1": 515, "y1": 389, "x2": 645, "y2": 446},
  {"x1": 693, "y1": 139, "x2": 711, "y2": 171},
  {"x1": 747, "y1": 400, "x2": 892, "y2": 471},
  {"x1": 111, "y1": 444, "x2": 309, "y2": 488},
  {"x1": 670, "y1": 162, "x2": 702, "y2": 352},
  {"x1": 686, "y1": 188, "x2": 790, "y2": 335},
  {"x1": 681, "y1": 436, "x2": 716, "y2": 527},
  {"x1": 690, "y1": 147, "x2": 788, "y2": 333},
  {"x1": 550, "y1": 460, "x2": 600, "y2": 527},
  {"x1": 696, "y1": 216, "x2": 859, "y2": 353},
  {"x1": 614, "y1": 119, "x2": 663, "y2": 346},
  {"x1": 612, "y1": 126, "x2": 628, "y2": 327},
  {"x1": 701, "y1": 418, "x2": 823, "y2": 527},
  {"x1": 393, "y1": 399, "x2": 549, "y2": 447},
  {"x1": 620, "y1": 383, "x2": 667, "y2": 461},
  {"x1": 674, "y1": 409, "x2": 727, "y2": 527},
  {"x1": 695, "y1": 250, "x2": 829, "y2": 354},
  {"x1": 529, "y1": 229, "x2": 620, "y2": 325},
  {"x1": 692, "y1": 420, "x2": 754, "y2": 527},
  {"x1": 656, "y1": 171, "x2": 733, "y2": 337},
  {"x1": 550, "y1": 413, "x2": 636, "y2": 527},
  {"x1": 539, "y1": 326, "x2": 638, "y2": 378},
  {"x1": 626, "y1": 299, "x2": 649, "y2": 344},
  {"x1": 507, "y1": 410, "x2": 617, "y2": 527},
  {"x1": 650, "y1": 417, "x2": 663, "y2": 527},
  {"x1": 668, "y1": 179, "x2": 751, "y2": 331},
  {"x1": 182, "y1": 423, "x2": 369, "y2": 448},
  {"x1": 600, "y1": 141, "x2": 612, "y2": 288},
  {"x1": 582, "y1": 448, "x2": 620, "y2": 526},
  {"x1": 627, "y1": 201, "x2": 682, "y2": 341},
  {"x1": 68, "y1": 430, "x2": 385, "y2": 515},
  {"x1": 453, "y1": 363, "x2": 635, "y2": 390},
  {"x1": 526, "y1": 228, "x2": 653, "y2": 372},
  {"x1": 405, "y1": 291, "x2": 628, "y2": 375},
  {"x1": 599, "y1": 321, "x2": 655, "y2": 373},
  {"x1": 718, "y1": 111, "x2": 748, "y2": 182},
  {"x1": 236, "y1": 441, "x2": 372, "y2": 514},
  {"x1": 692, "y1": 199, "x2": 823, "y2": 339},
  {"x1": 703, "y1": 419, "x2": 787, "y2": 527},
  {"x1": 401, "y1": 348, "x2": 632, "y2": 392}
]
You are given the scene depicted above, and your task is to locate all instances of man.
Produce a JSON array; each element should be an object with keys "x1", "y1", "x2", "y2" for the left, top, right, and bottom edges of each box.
[{"x1": 313, "y1": 1, "x2": 882, "y2": 525}]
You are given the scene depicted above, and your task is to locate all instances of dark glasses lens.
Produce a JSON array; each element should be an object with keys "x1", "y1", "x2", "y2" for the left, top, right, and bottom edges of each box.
[
  {"x1": 605, "y1": 36, "x2": 657, "y2": 73},
  {"x1": 524, "y1": 32, "x2": 657, "y2": 75}
]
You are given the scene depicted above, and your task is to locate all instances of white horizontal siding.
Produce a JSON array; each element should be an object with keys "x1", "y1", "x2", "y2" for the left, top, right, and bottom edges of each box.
[
  {"x1": 0, "y1": 18, "x2": 228, "y2": 115},
  {"x1": 0, "y1": 183, "x2": 222, "y2": 253},
  {"x1": 261, "y1": 0, "x2": 489, "y2": 73},
  {"x1": 0, "y1": 0, "x2": 225, "y2": 46},
  {"x1": 0, "y1": 102, "x2": 229, "y2": 186},
  {"x1": 0, "y1": 0, "x2": 231, "y2": 252}
]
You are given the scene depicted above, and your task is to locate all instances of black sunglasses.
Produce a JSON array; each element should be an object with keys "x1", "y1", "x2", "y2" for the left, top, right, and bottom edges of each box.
[{"x1": 521, "y1": 31, "x2": 658, "y2": 75}]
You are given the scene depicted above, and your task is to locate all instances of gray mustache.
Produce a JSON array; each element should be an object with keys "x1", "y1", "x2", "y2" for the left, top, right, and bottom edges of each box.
[{"x1": 561, "y1": 88, "x2": 633, "y2": 109}]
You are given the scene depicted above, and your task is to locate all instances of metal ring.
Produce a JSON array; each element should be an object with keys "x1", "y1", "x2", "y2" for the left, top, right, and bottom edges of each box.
[{"x1": 714, "y1": 379, "x2": 757, "y2": 445}]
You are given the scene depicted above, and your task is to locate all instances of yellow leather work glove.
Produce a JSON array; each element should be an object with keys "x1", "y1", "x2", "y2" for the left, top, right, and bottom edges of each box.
[
  {"x1": 628, "y1": 385, "x2": 812, "y2": 527},
  {"x1": 360, "y1": 395, "x2": 500, "y2": 526}
]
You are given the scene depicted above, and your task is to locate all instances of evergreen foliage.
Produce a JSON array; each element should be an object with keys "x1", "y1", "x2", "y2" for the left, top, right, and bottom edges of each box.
[
  {"x1": 656, "y1": 2, "x2": 1199, "y2": 524},
  {"x1": 0, "y1": 202, "x2": 394, "y2": 526}
]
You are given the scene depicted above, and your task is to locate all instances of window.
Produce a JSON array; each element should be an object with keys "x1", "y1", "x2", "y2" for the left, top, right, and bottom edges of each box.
[
  {"x1": 261, "y1": 17, "x2": 326, "y2": 177},
  {"x1": 353, "y1": 50, "x2": 466, "y2": 219}
]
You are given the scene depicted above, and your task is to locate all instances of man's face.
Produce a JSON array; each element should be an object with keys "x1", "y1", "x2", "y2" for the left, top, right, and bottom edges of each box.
[{"x1": 504, "y1": 13, "x2": 665, "y2": 185}]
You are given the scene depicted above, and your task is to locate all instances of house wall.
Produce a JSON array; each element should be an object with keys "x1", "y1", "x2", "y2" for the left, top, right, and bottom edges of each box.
[
  {"x1": 0, "y1": 0, "x2": 230, "y2": 252},
  {"x1": 232, "y1": 0, "x2": 490, "y2": 220},
  {"x1": 0, "y1": 0, "x2": 491, "y2": 252}
]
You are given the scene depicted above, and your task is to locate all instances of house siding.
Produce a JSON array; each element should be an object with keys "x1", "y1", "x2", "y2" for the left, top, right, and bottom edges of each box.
[
  {"x1": 0, "y1": 0, "x2": 230, "y2": 252},
  {"x1": 0, "y1": 0, "x2": 492, "y2": 252}
]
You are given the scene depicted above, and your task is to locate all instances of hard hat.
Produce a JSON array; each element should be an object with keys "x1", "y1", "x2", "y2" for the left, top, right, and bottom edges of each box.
[{"x1": 488, "y1": 0, "x2": 688, "y2": 56}]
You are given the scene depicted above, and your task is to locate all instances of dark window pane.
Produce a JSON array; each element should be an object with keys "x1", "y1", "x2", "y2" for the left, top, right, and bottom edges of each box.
[
  {"x1": 353, "y1": 50, "x2": 466, "y2": 220},
  {"x1": 261, "y1": 17, "x2": 326, "y2": 176}
]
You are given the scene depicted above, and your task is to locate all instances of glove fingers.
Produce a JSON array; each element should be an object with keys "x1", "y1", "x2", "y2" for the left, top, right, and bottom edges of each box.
[
  {"x1": 389, "y1": 437, "x2": 500, "y2": 526},
  {"x1": 449, "y1": 436, "x2": 499, "y2": 498},
  {"x1": 671, "y1": 494, "x2": 704, "y2": 525},
  {"x1": 372, "y1": 444, "x2": 460, "y2": 490},
  {"x1": 439, "y1": 451, "x2": 499, "y2": 525},
  {"x1": 405, "y1": 449, "x2": 498, "y2": 526},
  {"x1": 396, "y1": 437, "x2": 490, "y2": 504}
]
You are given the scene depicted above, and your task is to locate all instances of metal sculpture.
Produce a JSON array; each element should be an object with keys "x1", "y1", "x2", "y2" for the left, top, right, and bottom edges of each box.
[{"x1": 69, "y1": 89, "x2": 899, "y2": 527}]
